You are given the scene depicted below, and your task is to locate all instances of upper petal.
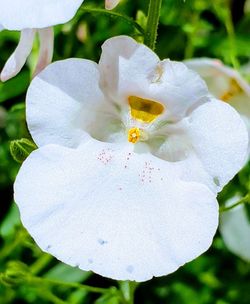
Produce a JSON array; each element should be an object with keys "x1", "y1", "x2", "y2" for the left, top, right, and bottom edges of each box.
[
  {"x1": 220, "y1": 197, "x2": 250, "y2": 262},
  {"x1": 185, "y1": 99, "x2": 248, "y2": 190},
  {"x1": 99, "y1": 36, "x2": 209, "y2": 120},
  {"x1": 26, "y1": 58, "x2": 119, "y2": 148},
  {"x1": 0, "y1": 0, "x2": 83, "y2": 30},
  {"x1": 99, "y1": 36, "x2": 159, "y2": 99},
  {"x1": 14, "y1": 140, "x2": 218, "y2": 282},
  {"x1": 134, "y1": 59, "x2": 209, "y2": 119}
]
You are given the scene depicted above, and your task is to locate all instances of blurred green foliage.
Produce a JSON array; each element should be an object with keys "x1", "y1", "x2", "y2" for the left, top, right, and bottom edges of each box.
[{"x1": 0, "y1": 0, "x2": 250, "y2": 303}]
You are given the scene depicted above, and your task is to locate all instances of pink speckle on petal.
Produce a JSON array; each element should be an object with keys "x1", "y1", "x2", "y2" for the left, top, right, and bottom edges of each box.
[{"x1": 97, "y1": 149, "x2": 113, "y2": 165}]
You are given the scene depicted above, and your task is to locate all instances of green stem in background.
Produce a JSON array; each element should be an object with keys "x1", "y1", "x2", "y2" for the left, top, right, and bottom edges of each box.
[
  {"x1": 144, "y1": 0, "x2": 163, "y2": 50},
  {"x1": 31, "y1": 276, "x2": 109, "y2": 294},
  {"x1": 219, "y1": 194, "x2": 250, "y2": 213},
  {"x1": 224, "y1": 5, "x2": 239, "y2": 70},
  {"x1": 37, "y1": 289, "x2": 68, "y2": 304},
  {"x1": 0, "y1": 229, "x2": 26, "y2": 261},
  {"x1": 30, "y1": 253, "x2": 53, "y2": 275},
  {"x1": 80, "y1": 7, "x2": 145, "y2": 35},
  {"x1": 184, "y1": 13, "x2": 200, "y2": 59},
  {"x1": 119, "y1": 281, "x2": 138, "y2": 304}
]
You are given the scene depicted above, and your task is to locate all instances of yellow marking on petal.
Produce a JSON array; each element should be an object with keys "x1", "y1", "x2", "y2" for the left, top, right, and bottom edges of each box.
[
  {"x1": 128, "y1": 127, "x2": 140, "y2": 144},
  {"x1": 220, "y1": 78, "x2": 243, "y2": 102},
  {"x1": 128, "y1": 96, "x2": 164, "y2": 123}
]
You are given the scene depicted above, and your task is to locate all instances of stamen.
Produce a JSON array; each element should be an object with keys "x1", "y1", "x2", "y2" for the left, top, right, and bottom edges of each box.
[
  {"x1": 220, "y1": 78, "x2": 243, "y2": 102},
  {"x1": 128, "y1": 127, "x2": 140, "y2": 144},
  {"x1": 128, "y1": 96, "x2": 164, "y2": 123}
]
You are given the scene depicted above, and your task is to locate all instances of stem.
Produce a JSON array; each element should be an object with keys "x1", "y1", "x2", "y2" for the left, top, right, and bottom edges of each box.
[
  {"x1": 80, "y1": 7, "x2": 144, "y2": 35},
  {"x1": 0, "y1": 230, "x2": 26, "y2": 260},
  {"x1": 30, "y1": 253, "x2": 53, "y2": 275},
  {"x1": 31, "y1": 276, "x2": 109, "y2": 294},
  {"x1": 224, "y1": 5, "x2": 239, "y2": 69},
  {"x1": 37, "y1": 289, "x2": 67, "y2": 304},
  {"x1": 144, "y1": 0, "x2": 163, "y2": 50},
  {"x1": 119, "y1": 281, "x2": 138, "y2": 304},
  {"x1": 220, "y1": 194, "x2": 250, "y2": 213},
  {"x1": 184, "y1": 13, "x2": 200, "y2": 59}
]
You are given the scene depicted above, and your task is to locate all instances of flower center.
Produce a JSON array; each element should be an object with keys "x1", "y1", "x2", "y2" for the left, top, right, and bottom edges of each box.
[
  {"x1": 128, "y1": 96, "x2": 164, "y2": 123},
  {"x1": 128, "y1": 127, "x2": 140, "y2": 144},
  {"x1": 220, "y1": 78, "x2": 243, "y2": 102}
]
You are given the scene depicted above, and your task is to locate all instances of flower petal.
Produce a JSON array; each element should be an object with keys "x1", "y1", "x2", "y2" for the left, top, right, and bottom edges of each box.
[
  {"x1": 0, "y1": 0, "x2": 83, "y2": 30},
  {"x1": 119, "y1": 59, "x2": 209, "y2": 119},
  {"x1": 185, "y1": 58, "x2": 250, "y2": 97},
  {"x1": 186, "y1": 99, "x2": 248, "y2": 190},
  {"x1": 100, "y1": 37, "x2": 208, "y2": 120},
  {"x1": 185, "y1": 58, "x2": 250, "y2": 159},
  {"x1": 34, "y1": 27, "x2": 54, "y2": 77},
  {"x1": 27, "y1": 58, "x2": 119, "y2": 148},
  {"x1": 0, "y1": 29, "x2": 35, "y2": 82},
  {"x1": 220, "y1": 197, "x2": 250, "y2": 262},
  {"x1": 105, "y1": 0, "x2": 120, "y2": 10},
  {"x1": 14, "y1": 141, "x2": 218, "y2": 282},
  {"x1": 99, "y1": 36, "x2": 159, "y2": 99},
  {"x1": 185, "y1": 58, "x2": 250, "y2": 118}
]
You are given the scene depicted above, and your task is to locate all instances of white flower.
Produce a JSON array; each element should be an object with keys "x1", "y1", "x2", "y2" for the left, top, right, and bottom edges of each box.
[
  {"x1": 0, "y1": 0, "x2": 83, "y2": 81},
  {"x1": 185, "y1": 58, "x2": 250, "y2": 262},
  {"x1": 185, "y1": 58, "x2": 250, "y2": 155},
  {"x1": 105, "y1": 0, "x2": 121, "y2": 10},
  {"x1": 0, "y1": 0, "x2": 84, "y2": 81},
  {"x1": 0, "y1": 0, "x2": 121, "y2": 82},
  {"x1": 14, "y1": 36, "x2": 248, "y2": 282},
  {"x1": 1, "y1": 28, "x2": 54, "y2": 82},
  {"x1": 220, "y1": 196, "x2": 250, "y2": 262},
  {"x1": 0, "y1": 0, "x2": 84, "y2": 30}
]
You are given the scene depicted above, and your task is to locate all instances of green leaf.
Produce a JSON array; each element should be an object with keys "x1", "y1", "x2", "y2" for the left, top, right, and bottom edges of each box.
[
  {"x1": 0, "y1": 203, "x2": 20, "y2": 238},
  {"x1": 0, "y1": 261, "x2": 29, "y2": 287},
  {"x1": 80, "y1": 7, "x2": 144, "y2": 34},
  {"x1": 0, "y1": 71, "x2": 30, "y2": 103},
  {"x1": 67, "y1": 289, "x2": 88, "y2": 304},
  {"x1": 244, "y1": 203, "x2": 250, "y2": 224},
  {"x1": 94, "y1": 288, "x2": 120, "y2": 304},
  {"x1": 10, "y1": 138, "x2": 37, "y2": 163},
  {"x1": 136, "y1": 10, "x2": 147, "y2": 29},
  {"x1": 44, "y1": 263, "x2": 91, "y2": 283}
]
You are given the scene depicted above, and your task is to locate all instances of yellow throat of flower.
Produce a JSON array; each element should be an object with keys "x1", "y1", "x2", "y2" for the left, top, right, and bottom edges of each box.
[
  {"x1": 220, "y1": 78, "x2": 243, "y2": 102},
  {"x1": 128, "y1": 96, "x2": 164, "y2": 123},
  {"x1": 127, "y1": 96, "x2": 165, "y2": 144}
]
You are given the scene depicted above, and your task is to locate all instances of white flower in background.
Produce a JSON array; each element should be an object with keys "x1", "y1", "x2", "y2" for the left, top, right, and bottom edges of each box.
[
  {"x1": 185, "y1": 58, "x2": 250, "y2": 262},
  {"x1": 105, "y1": 0, "x2": 121, "y2": 10},
  {"x1": 0, "y1": 0, "x2": 83, "y2": 82},
  {"x1": 14, "y1": 36, "x2": 248, "y2": 281},
  {"x1": 0, "y1": 27, "x2": 54, "y2": 82},
  {"x1": 220, "y1": 196, "x2": 250, "y2": 262},
  {"x1": 185, "y1": 58, "x2": 250, "y2": 154},
  {"x1": 0, "y1": 0, "x2": 121, "y2": 82}
]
